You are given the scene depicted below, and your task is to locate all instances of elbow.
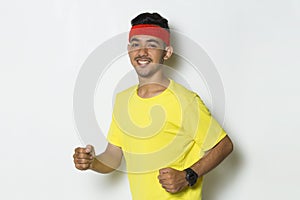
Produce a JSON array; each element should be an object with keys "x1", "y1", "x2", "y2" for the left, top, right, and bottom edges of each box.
[
  {"x1": 226, "y1": 136, "x2": 234, "y2": 156},
  {"x1": 101, "y1": 167, "x2": 116, "y2": 174}
]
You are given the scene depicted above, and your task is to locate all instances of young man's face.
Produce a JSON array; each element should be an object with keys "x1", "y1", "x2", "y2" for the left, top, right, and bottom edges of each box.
[{"x1": 128, "y1": 35, "x2": 172, "y2": 78}]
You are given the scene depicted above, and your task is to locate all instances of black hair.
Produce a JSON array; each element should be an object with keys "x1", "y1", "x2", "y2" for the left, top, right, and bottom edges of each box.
[{"x1": 131, "y1": 12, "x2": 170, "y2": 32}]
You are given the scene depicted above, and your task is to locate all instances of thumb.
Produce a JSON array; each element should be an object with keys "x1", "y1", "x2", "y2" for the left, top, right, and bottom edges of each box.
[{"x1": 85, "y1": 145, "x2": 94, "y2": 153}]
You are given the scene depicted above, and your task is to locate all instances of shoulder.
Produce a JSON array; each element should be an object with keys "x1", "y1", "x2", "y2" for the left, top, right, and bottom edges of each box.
[
  {"x1": 169, "y1": 80, "x2": 198, "y2": 104},
  {"x1": 111, "y1": 85, "x2": 137, "y2": 117},
  {"x1": 115, "y1": 85, "x2": 137, "y2": 100},
  {"x1": 170, "y1": 80, "x2": 209, "y2": 112}
]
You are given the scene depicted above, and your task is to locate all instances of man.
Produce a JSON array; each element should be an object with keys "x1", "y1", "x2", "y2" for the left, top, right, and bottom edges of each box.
[{"x1": 73, "y1": 12, "x2": 233, "y2": 199}]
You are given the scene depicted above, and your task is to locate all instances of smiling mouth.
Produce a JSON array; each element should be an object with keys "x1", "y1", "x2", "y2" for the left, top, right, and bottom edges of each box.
[{"x1": 135, "y1": 58, "x2": 152, "y2": 66}]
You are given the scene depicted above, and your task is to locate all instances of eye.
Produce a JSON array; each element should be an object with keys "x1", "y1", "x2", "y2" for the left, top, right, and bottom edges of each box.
[
  {"x1": 147, "y1": 43, "x2": 158, "y2": 49},
  {"x1": 130, "y1": 43, "x2": 140, "y2": 48}
]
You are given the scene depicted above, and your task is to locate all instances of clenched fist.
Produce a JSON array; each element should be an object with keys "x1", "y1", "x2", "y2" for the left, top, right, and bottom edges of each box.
[
  {"x1": 73, "y1": 145, "x2": 95, "y2": 170},
  {"x1": 158, "y1": 168, "x2": 189, "y2": 193}
]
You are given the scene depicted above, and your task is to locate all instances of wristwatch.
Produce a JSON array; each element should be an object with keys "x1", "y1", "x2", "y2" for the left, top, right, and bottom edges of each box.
[{"x1": 184, "y1": 168, "x2": 198, "y2": 186}]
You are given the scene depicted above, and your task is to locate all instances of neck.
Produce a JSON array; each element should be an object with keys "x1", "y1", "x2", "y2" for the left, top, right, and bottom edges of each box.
[
  {"x1": 137, "y1": 74, "x2": 170, "y2": 98},
  {"x1": 138, "y1": 70, "x2": 169, "y2": 88}
]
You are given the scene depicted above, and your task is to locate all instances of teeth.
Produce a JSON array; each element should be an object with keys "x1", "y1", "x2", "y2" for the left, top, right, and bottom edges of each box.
[{"x1": 137, "y1": 60, "x2": 150, "y2": 65}]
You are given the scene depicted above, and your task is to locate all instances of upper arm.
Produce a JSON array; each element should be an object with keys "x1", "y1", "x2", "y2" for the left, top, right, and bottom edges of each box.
[
  {"x1": 216, "y1": 135, "x2": 233, "y2": 153},
  {"x1": 184, "y1": 95, "x2": 227, "y2": 152},
  {"x1": 204, "y1": 135, "x2": 233, "y2": 157}
]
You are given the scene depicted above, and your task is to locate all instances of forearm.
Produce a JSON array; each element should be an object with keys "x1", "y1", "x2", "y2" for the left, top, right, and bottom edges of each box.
[
  {"x1": 90, "y1": 152, "x2": 121, "y2": 174},
  {"x1": 191, "y1": 135, "x2": 233, "y2": 177}
]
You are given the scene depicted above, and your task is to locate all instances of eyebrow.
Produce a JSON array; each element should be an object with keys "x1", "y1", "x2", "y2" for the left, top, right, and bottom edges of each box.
[
  {"x1": 130, "y1": 38, "x2": 161, "y2": 45},
  {"x1": 130, "y1": 38, "x2": 140, "y2": 42},
  {"x1": 146, "y1": 39, "x2": 160, "y2": 45}
]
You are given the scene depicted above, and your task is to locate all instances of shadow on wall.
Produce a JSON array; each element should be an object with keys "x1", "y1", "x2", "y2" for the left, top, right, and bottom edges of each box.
[
  {"x1": 202, "y1": 144, "x2": 243, "y2": 200},
  {"x1": 91, "y1": 168, "x2": 128, "y2": 194}
]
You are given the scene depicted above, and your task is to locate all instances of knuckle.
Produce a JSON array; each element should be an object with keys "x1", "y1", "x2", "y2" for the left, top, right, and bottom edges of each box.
[
  {"x1": 81, "y1": 164, "x2": 87, "y2": 169},
  {"x1": 167, "y1": 187, "x2": 177, "y2": 193},
  {"x1": 77, "y1": 159, "x2": 86, "y2": 164},
  {"x1": 75, "y1": 164, "x2": 82, "y2": 169},
  {"x1": 167, "y1": 189, "x2": 173, "y2": 193},
  {"x1": 74, "y1": 158, "x2": 82, "y2": 164},
  {"x1": 75, "y1": 163, "x2": 89, "y2": 170},
  {"x1": 171, "y1": 190, "x2": 176, "y2": 194},
  {"x1": 77, "y1": 154, "x2": 84, "y2": 159}
]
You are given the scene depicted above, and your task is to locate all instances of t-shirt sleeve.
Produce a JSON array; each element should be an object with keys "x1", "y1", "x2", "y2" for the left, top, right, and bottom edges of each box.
[
  {"x1": 107, "y1": 116, "x2": 123, "y2": 148},
  {"x1": 184, "y1": 95, "x2": 227, "y2": 152}
]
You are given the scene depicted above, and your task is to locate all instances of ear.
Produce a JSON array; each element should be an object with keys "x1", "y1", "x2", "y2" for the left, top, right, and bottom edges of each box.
[{"x1": 163, "y1": 46, "x2": 173, "y2": 60}]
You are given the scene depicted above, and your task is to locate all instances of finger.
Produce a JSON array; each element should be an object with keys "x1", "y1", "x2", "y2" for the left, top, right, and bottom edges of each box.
[
  {"x1": 73, "y1": 152, "x2": 91, "y2": 161},
  {"x1": 161, "y1": 183, "x2": 172, "y2": 191},
  {"x1": 163, "y1": 184, "x2": 178, "y2": 193},
  {"x1": 158, "y1": 175, "x2": 171, "y2": 185},
  {"x1": 158, "y1": 174, "x2": 168, "y2": 182},
  {"x1": 73, "y1": 153, "x2": 93, "y2": 162},
  {"x1": 74, "y1": 158, "x2": 92, "y2": 164},
  {"x1": 166, "y1": 188, "x2": 177, "y2": 194},
  {"x1": 74, "y1": 153, "x2": 93, "y2": 159},
  {"x1": 75, "y1": 163, "x2": 90, "y2": 170},
  {"x1": 85, "y1": 145, "x2": 93, "y2": 153},
  {"x1": 158, "y1": 177, "x2": 163, "y2": 184},
  {"x1": 75, "y1": 147, "x2": 89, "y2": 153},
  {"x1": 159, "y1": 168, "x2": 170, "y2": 175},
  {"x1": 158, "y1": 172, "x2": 172, "y2": 179},
  {"x1": 160, "y1": 179, "x2": 172, "y2": 185},
  {"x1": 159, "y1": 179, "x2": 169, "y2": 185}
]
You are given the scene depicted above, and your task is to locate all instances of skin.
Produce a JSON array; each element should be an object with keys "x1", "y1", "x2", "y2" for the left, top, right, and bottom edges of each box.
[
  {"x1": 73, "y1": 34, "x2": 233, "y2": 194},
  {"x1": 127, "y1": 35, "x2": 173, "y2": 91},
  {"x1": 157, "y1": 136, "x2": 233, "y2": 193},
  {"x1": 73, "y1": 144, "x2": 122, "y2": 173}
]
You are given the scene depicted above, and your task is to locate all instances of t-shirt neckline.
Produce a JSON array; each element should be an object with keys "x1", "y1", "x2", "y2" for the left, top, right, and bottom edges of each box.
[{"x1": 134, "y1": 79, "x2": 173, "y2": 101}]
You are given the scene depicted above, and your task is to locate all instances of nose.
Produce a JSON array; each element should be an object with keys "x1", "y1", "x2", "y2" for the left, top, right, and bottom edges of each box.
[{"x1": 137, "y1": 47, "x2": 148, "y2": 56}]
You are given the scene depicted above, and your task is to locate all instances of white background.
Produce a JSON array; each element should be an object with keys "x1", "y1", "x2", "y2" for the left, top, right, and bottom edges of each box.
[{"x1": 1, "y1": 0, "x2": 300, "y2": 199}]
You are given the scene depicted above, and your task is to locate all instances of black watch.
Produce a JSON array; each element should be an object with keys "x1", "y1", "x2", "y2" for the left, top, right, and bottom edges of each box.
[{"x1": 184, "y1": 168, "x2": 198, "y2": 187}]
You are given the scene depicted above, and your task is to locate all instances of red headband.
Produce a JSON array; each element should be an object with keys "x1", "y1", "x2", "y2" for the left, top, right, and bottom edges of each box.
[{"x1": 129, "y1": 24, "x2": 170, "y2": 46}]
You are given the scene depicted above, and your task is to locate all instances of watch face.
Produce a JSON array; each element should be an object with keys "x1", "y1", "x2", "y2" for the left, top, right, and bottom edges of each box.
[
  {"x1": 187, "y1": 173, "x2": 196, "y2": 182},
  {"x1": 186, "y1": 169, "x2": 198, "y2": 186}
]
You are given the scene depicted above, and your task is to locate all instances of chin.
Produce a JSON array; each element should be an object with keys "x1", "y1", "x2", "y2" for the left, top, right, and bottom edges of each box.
[
  {"x1": 136, "y1": 69, "x2": 155, "y2": 78},
  {"x1": 137, "y1": 72, "x2": 151, "y2": 78}
]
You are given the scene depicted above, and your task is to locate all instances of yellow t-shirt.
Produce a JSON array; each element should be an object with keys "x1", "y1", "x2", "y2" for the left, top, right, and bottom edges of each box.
[{"x1": 107, "y1": 80, "x2": 226, "y2": 200}]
